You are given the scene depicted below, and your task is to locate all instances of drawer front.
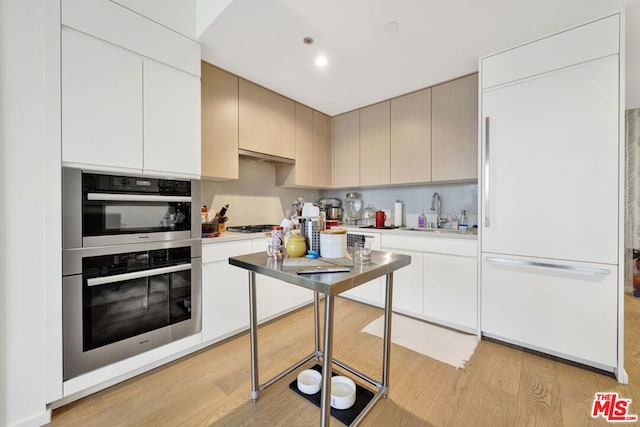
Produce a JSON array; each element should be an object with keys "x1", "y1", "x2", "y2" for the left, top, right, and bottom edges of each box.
[
  {"x1": 382, "y1": 234, "x2": 477, "y2": 257},
  {"x1": 202, "y1": 240, "x2": 253, "y2": 264}
]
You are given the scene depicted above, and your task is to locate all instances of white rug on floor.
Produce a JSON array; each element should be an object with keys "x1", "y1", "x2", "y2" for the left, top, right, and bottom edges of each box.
[{"x1": 362, "y1": 313, "x2": 479, "y2": 369}]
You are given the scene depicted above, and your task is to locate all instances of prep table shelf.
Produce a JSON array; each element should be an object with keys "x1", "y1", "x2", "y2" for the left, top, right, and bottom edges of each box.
[{"x1": 228, "y1": 250, "x2": 411, "y2": 427}]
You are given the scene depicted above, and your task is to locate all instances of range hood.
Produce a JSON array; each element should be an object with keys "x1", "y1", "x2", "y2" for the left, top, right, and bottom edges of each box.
[{"x1": 238, "y1": 149, "x2": 295, "y2": 165}]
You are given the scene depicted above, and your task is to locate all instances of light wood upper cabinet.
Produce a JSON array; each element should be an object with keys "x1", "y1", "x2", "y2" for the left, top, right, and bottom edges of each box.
[
  {"x1": 201, "y1": 62, "x2": 239, "y2": 180},
  {"x1": 239, "y1": 79, "x2": 295, "y2": 159},
  {"x1": 276, "y1": 103, "x2": 312, "y2": 187},
  {"x1": 390, "y1": 88, "x2": 432, "y2": 184},
  {"x1": 312, "y1": 110, "x2": 332, "y2": 188},
  {"x1": 431, "y1": 74, "x2": 478, "y2": 181},
  {"x1": 332, "y1": 110, "x2": 360, "y2": 188},
  {"x1": 277, "y1": 106, "x2": 332, "y2": 188},
  {"x1": 360, "y1": 101, "x2": 390, "y2": 186}
]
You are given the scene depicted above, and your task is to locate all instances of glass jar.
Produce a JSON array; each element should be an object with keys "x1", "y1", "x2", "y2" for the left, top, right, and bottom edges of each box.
[
  {"x1": 361, "y1": 204, "x2": 376, "y2": 226},
  {"x1": 344, "y1": 192, "x2": 363, "y2": 223}
]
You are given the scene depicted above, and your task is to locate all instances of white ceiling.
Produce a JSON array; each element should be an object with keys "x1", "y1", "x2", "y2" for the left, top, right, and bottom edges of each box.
[{"x1": 200, "y1": 0, "x2": 639, "y2": 116}]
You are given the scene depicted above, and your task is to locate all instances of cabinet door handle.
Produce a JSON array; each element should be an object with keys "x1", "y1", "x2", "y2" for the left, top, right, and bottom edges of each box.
[
  {"x1": 484, "y1": 116, "x2": 491, "y2": 227},
  {"x1": 87, "y1": 193, "x2": 192, "y2": 203},
  {"x1": 486, "y1": 257, "x2": 611, "y2": 275},
  {"x1": 86, "y1": 263, "x2": 192, "y2": 287}
]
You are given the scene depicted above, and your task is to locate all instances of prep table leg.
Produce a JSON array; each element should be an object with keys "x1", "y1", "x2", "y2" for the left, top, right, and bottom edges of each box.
[
  {"x1": 382, "y1": 272, "x2": 394, "y2": 396},
  {"x1": 314, "y1": 291, "x2": 321, "y2": 356},
  {"x1": 249, "y1": 271, "x2": 259, "y2": 401},
  {"x1": 320, "y1": 294, "x2": 335, "y2": 427}
]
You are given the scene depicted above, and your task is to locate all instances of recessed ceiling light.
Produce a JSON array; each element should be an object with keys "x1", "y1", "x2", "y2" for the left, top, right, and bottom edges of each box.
[
  {"x1": 315, "y1": 55, "x2": 328, "y2": 67},
  {"x1": 384, "y1": 21, "x2": 399, "y2": 32}
]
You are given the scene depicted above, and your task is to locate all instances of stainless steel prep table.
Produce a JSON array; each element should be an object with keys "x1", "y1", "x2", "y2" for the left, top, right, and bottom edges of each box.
[{"x1": 228, "y1": 250, "x2": 411, "y2": 426}]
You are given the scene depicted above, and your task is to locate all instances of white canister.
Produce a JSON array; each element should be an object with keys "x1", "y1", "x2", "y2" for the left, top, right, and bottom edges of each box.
[{"x1": 319, "y1": 231, "x2": 347, "y2": 259}]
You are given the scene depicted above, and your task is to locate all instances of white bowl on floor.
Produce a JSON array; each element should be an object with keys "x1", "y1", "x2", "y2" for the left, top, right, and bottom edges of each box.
[
  {"x1": 330, "y1": 376, "x2": 356, "y2": 409},
  {"x1": 297, "y1": 369, "x2": 322, "y2": 395}
]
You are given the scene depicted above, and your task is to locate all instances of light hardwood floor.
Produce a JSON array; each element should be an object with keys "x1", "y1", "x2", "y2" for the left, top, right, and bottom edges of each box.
[{"x1": 49, "y1": 295, "x2": 640, "y2": 426}]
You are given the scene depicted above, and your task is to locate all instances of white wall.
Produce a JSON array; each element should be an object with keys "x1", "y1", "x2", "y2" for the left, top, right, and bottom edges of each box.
[
  {"x1": 112, "y1": 0, "x2": 197, "y2": 38},
  {"x1": 0, "y1": 0, "x2": 59, "y2": 425},
  {"x1": 196, "y1": 0, "x2": 233, "y2": 38},
  {"x1": 627, "y1": 2, "x2": 640, "y2": 110}
]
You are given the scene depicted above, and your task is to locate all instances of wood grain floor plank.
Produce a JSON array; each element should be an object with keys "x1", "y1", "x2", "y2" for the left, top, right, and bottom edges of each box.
[{"x1": 49, "y1": 296, "x2": 640, "y2": 427}]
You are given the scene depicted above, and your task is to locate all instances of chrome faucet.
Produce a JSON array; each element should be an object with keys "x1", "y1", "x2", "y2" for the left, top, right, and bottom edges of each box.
[{"x1": 430, "y1": 192, "x2": 448, "y2": 228}]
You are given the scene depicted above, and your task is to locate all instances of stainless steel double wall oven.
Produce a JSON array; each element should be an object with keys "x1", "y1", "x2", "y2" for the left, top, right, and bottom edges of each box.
[{"x1": 62, "y1": 168, "x2": 202, "y2": 380}]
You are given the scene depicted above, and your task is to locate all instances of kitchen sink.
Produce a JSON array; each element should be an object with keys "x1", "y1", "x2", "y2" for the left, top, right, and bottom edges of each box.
[{"x1": 401, "y1": 227, "x2": 471, "y2": 234}]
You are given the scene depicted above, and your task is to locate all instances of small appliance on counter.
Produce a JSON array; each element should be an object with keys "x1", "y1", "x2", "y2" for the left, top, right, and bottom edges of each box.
[{"x1": 318, "y1": 198, "x2": 342, "y2": 221}]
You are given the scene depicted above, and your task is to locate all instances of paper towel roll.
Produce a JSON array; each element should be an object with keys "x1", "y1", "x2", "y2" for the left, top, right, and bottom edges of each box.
[{"x1": 394, "y1": 200, "x2": 403, "y2": 227}]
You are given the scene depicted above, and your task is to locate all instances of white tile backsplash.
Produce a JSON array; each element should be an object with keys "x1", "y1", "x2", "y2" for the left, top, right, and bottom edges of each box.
[
  {"x1": 324, "y1": 182, "x2": 478, "y2": 228},
  {"x1": 203, "y1": 159, "x2": 478, "y2": 228},
  {"x1": 201, "y1": 159, "x2": 322, "y2": 226}
]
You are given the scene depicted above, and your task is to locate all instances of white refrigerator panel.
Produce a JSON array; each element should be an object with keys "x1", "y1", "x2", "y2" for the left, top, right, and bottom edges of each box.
[
  {"x1": 481, "y1": 55, "x2": 619, "y2": 264},
  {"x1": 481, "y1": 253, "x2": 617, "y2": 369}
]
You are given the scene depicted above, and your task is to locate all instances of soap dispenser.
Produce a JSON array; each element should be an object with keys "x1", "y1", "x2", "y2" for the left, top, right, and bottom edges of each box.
[
  {"x1": 459, "y1": 210, "x2": 468, "y2": 230},
  {"x1": 418, "y1": 210, "x2": 426, "y2": 228}
]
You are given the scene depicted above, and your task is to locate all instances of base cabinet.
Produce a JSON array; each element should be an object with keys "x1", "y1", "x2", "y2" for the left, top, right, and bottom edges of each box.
[
  {"x1": 423, "y1": 253, "x2": 477, "y2": 331},
  {"x1": 250, "y1": 239, "x2": 313, "y2": 321},
  {"x1": 382, "y1": 234, "x2": 478, "y2": 332},
  {"x1": 388, "y1": 249, "x2": 423, "y2": 314},
  {"x1": 342, "y1": 232, "x2": 383, "y2": 307},
  {"x1": 201, "y1": 241, "x2": 253, "y2": 342}
]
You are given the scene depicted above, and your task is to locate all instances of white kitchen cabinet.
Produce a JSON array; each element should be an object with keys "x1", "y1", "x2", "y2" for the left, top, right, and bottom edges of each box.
[
  {"x1": 382, "y1": 233, "x2": 478, "y2": 332},
  {"x1": 62, "y1": 27, "x2": 201, "y2": 177},
  {"x1": 342, "y1": 232, "x2": 383, "y2": 307},
  {"x1": 143, "y1": 59, "x2": 201, "y2": 177},
  {"x1": 62, "y1": 27, "x2": 143, "y2": 172},
  {"x1": 423, "y1": 252, "x2": 477, "y2": 332},
  {"x1": 250, "y1": 239, "x2": 313, "y2": 321},
  {"x1": 481, "y1": 254, "x2": 617, "y2": 369},
  {"x1": 388, "y1": 248, "x2": 423, "y2": 315},
  {"x1": 201, "y1": 241, "x2": 252, "y2": 343}
]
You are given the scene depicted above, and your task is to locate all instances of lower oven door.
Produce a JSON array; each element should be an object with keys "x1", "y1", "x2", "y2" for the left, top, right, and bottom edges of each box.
[{"x1": 63, "y1": 241, "x2": 201, "y2": 380}]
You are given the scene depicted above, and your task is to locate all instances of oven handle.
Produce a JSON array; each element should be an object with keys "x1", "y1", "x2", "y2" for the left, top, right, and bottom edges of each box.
[
  {"x1": 87, "y1": 193, "x2": 192, "y2": 203},
  {"x1": 86, "y1": 263, "x2": 192, "y2": 287}
]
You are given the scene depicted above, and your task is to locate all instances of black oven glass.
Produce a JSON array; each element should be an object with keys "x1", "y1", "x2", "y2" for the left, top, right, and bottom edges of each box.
[
  {"x1": 82, "y1": 247, "x2": 192, "y2": 351},
  {"x1": 82, "y1": 173, "x2": 192, "y2": 237}
]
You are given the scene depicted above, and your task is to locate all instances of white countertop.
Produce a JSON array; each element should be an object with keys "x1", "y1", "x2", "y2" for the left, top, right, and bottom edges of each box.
[{"x1": 202, "y1": 225, "x2": 477, "y2": 244}]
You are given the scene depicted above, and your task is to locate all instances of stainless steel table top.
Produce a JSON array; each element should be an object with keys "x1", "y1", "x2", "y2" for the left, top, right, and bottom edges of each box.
[{"x1": 229, "y1": 250, "x2": 411, "y2": 295}]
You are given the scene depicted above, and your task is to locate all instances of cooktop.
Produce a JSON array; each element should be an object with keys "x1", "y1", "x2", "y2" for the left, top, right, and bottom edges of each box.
[{"x1": 226, "y1": 224, "x2": 279, "y2": 233}]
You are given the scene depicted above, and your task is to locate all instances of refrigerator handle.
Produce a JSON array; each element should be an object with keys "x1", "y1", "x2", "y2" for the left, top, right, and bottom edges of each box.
[
  {"x1": 484, "y1": 117, "x2": 491, "y2": 227},
  {"x1": 485, "y1": 257, "x2": 611, "y2": 275}
]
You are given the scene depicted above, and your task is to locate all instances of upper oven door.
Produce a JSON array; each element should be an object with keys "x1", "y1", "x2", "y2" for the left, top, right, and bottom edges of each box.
[{"x1": 63, "y1": 168, "x2": 201, "y2": 248}]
